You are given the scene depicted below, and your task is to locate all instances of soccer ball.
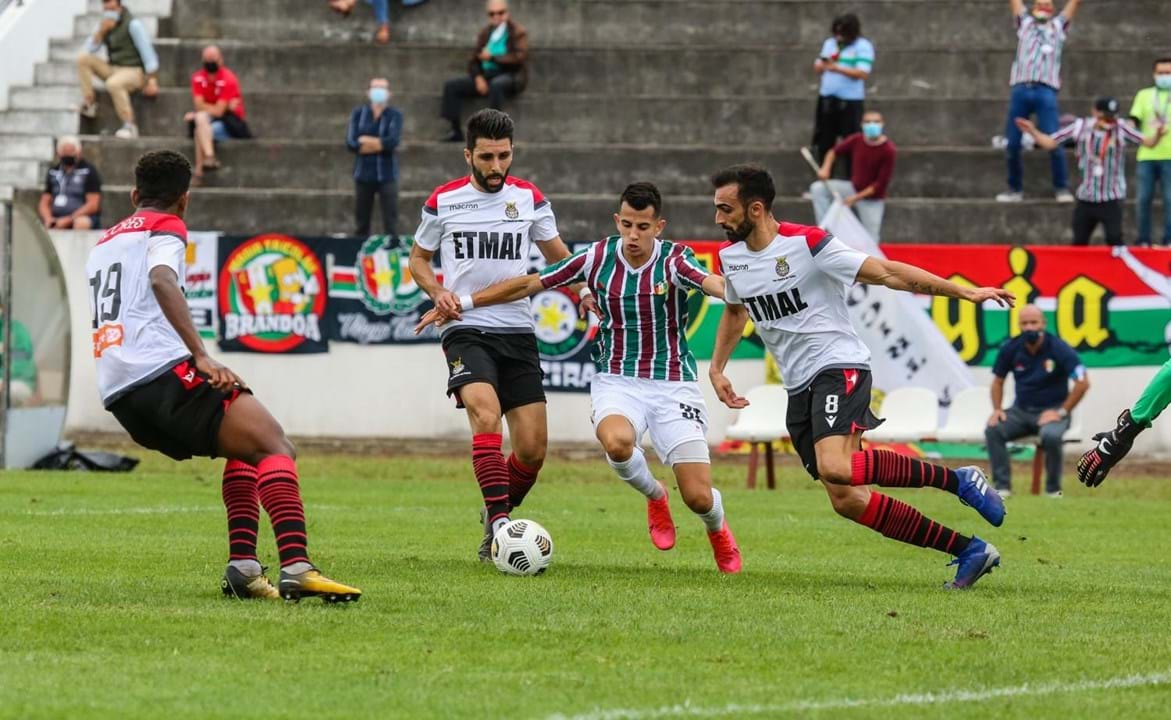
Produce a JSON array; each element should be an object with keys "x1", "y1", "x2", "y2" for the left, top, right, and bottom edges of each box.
[{"x1": 491, "y1": 519, "x2": 554, "y2": 576}]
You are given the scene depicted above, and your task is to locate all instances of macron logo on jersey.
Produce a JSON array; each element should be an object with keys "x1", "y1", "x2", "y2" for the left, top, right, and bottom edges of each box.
[{"x1": 742, "y1": 287, "x2": 810, "y2": 323}]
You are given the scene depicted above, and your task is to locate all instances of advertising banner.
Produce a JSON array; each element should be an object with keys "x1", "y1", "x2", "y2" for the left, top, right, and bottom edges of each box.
[
  {"x1": 326, "y1": 235, "x2": 441, "y2": 344},
  {"x1": 184, "y1": 231, "x2": 218, "y2": 340},
  {"x1": 882, "y1": 244, "x2": 1171, "y2": 367},
  {"x1": 217, "y1": 234, "x2": 329, "y2": 354}
]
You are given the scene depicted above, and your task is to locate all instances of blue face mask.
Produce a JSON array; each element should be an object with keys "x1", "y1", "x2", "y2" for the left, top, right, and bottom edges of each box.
[
  {"x1": 1021, "y1": 329, "x2": 1042, "y2": 344},
  {"x1": 1156, "y1": 74, "x2": 1171, "y2": 91},
  {"x1": 368, "y1": 87, "x2": 390, "y2": 105},
  {"x1": 102, "y1": 9, "x2": 121, "y2": 20},
  {"x1": 862, "y1": 122, "x2": 883, "y2": 140}
]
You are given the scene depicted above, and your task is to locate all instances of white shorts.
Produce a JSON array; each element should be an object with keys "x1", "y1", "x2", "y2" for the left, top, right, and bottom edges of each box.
[{"x1": 590, "y1": 373, "x2": 709, "y2": 464}]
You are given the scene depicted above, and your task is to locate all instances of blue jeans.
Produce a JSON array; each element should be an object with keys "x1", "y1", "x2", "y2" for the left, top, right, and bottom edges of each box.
[
  {"x1": 365, "y1": 0, "x2": 388, "y2": 24},
  {"x1": 1137, "y1": 160, "x2": 1171, "y2": 245},
  {"x1": 1005, "y1": 83, "x2": 1068, "y2": 192}
]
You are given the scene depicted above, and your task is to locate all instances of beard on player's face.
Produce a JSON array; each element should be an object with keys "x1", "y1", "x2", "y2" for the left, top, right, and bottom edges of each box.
[
  {"x1": 472, "y1": 164, "x2": 509, "y2": 193},
  {"x1": 722, "y1": 216, "x2": 754, "y2": 242}
]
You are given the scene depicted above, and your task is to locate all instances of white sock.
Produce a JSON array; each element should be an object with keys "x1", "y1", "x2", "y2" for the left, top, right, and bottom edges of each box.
[
  {"x1": 282, "y1": 561, "x2": 313, "y2": 575},
  {"x1": 607, "y1": 447, "x2": 664, "y2": 499},
  {"x1": 491, "y1": 517, "x2": 510, "y2": 535},
  {"x1": 228, "y1": 559, "x2": 262, "y2": 577},
  {"x1": 698, "y1": 487, "x2": 725, "y2": 532}
]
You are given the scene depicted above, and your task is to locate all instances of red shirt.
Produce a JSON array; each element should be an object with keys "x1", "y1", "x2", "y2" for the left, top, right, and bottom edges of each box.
[
  {"x1": 832, "y1": 133, "x2": 896, "y2": 199},
  {"x1": 190, "y1": 67, "x2": 246, "y2": 119}
]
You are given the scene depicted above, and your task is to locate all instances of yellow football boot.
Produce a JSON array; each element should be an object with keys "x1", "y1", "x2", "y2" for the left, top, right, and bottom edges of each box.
[{"x1": 278, "y1": 566, "x2": 362, "y2": 604}]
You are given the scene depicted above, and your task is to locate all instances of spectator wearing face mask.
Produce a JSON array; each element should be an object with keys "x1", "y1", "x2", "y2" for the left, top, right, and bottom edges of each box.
[
  {"x1": 1131, "y1": 57, "x2": 1171, "y2": 246},
  {"x1": 184, "y1": 45, "x2": 252, "y2": 183},
  {"x1": 998, "y1": 0, "x2": 1081, "y2": 203},
  {"x1": 77, "y1": 0, "x2": 159, "y2": 139},
  {"x1": 38, "y1": 136, "x2": 102, "y2": 230},
  {"x1": 811, "y1": 13, "x2": 874, "y2": 171},
  {"x1": 985, "y1": 304, "x2": 1089, "y2": 497},
  {"x1": 1018, "y1": 97, "x2": 1168, "y2": 246},
  {"x1": 347, "y1": 78, "x2": 404, "y2": 237},
  {"x1": 809, "y1": 110, "x2": 895, "y2": 241}
]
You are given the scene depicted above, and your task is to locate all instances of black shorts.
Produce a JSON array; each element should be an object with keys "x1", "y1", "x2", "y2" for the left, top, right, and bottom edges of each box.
[
  {"x1": 441, "y1": 328, "x2": 546, "y2": 413},
  {"x1": 787, "y1": 367, "x2": 884, "y2": 480},
  {"x1": 108, "y1": 358, "x2": 246, "y2": 461}
]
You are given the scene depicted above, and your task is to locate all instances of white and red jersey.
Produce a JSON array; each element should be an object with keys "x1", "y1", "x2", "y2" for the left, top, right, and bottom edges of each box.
[
  {"x1": 85, "y1": 210, "x2": 190, "y2": 407},
  {"x1": 719, "y1": 223, "x2": 871, "y2": 394},
  {"x1": 414, "y1": 175, "x2": 559, "y2": 334}
]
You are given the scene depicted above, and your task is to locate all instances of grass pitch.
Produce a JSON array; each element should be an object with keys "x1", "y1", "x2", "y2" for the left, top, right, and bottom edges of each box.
[{"x1": 3, "y1": 449, "x2": 1171, "y2": 719}]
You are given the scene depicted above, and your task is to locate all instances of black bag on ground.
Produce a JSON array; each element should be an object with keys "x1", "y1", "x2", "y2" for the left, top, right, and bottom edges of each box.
[{"x1": 32, "y1": 443, "x2": 139, "y2": 472}]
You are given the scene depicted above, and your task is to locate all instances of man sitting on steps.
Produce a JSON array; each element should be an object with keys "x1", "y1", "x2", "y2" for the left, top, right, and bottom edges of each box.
[{"x1": 78, "y1": 0, "x2": 159, "y2": 139}]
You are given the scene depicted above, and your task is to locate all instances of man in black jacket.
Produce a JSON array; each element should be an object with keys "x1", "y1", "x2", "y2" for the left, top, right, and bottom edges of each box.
[{"x1": 439, "y1": 0, "x2": 529, "y2": 142}]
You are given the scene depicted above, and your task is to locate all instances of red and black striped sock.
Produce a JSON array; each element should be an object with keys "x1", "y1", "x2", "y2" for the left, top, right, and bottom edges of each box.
[
  {"x1": 856, "y1": 492, "x2": 971, "y2": 556},
  {"x1": 507, "y1": 453, "x2": 540, "y2": 509},
  {"x1": 472, "y1": 433, "x2": 510, "y2": 528},
  {"x1": 256, "y1": 455, "x2": 311, "y2": 568},
  {"x1": 222, "y1": 460, "x2": 260, "y2": 562},
  {"x1": 851, "y1": 449, "x2": 960, "y2": 494}
]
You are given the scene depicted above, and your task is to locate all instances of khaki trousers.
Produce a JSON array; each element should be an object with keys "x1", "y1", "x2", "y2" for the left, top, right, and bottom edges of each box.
[{"x1": 78, "y1": 53, "x2": 145, "y2": 123}]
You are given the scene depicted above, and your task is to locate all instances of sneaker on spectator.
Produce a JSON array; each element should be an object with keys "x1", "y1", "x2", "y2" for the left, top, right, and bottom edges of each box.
[
  {"x1": 800, "y1": 190, "x2": 813, "y2": 200},
  {"x1": 1046, "y1": 490, "x2": 1063, "y2": 498},
  {"x1": 114, "y1": 123, "x2": 139, "y2": 139},
  {"x1": 996, "y1": 191, "x2": 1024, "y2": 203},
  {"x1": 78, "y1": 102, "x2": 97, "y2": 119},
  {"x1": 1055, "y1": 189, "x2": 1074, "y2": 203}
]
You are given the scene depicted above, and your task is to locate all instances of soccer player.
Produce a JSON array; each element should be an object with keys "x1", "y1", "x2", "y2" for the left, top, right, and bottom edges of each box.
[
  {"x1": 707, "y1": 164, "x2": 1015, "y2": 589},
  {"x1": 408, "y1": 109, "x2": 587, "y2": 560},
  {"x1": 417, "y1": 182, "x2": 742, "y2": 572},
  {"x1": 86, "y1": 150, "x2": 361, "y2": 603},
  {"x1": 1076, "y1": 362, "x2": 1171, "y2": 487}
]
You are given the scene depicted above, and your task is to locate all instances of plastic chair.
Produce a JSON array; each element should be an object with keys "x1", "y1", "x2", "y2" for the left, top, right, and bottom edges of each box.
[
  {"x1": 725, "y1": 385, "x2": 790, "y2": 489},
  {"x1": 867, "y1": 387, "x2": 940, "y2": 443},
  {"x1": 936, "y1": 386, "x2": 992, "y2": 443}
]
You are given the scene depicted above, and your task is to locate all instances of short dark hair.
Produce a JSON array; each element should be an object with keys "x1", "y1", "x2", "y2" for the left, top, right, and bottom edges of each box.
[
  {"x1": 834, "y1": 13, "x2": 861, "y2": 43},
  {"x1": 1155, "y1": 57, "x2": 1171, "y2": 69},
  {"x1": 711, "y1": 164, "x2": 776, "y2": 213},
  {"x1": 465, "y1": 108, "x2": 514, "y2": 151},
  {"x1": 619, "y1": 182, "x2": 662, "y2": 217},
  {"x1": 134, "y1": 150, "x2": 191, "y2": 209}
]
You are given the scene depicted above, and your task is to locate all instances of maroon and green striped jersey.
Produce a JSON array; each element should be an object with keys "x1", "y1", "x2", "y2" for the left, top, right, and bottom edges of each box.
[{"x1": 539, "y1": 236, "x2": 710, "y2": 382}]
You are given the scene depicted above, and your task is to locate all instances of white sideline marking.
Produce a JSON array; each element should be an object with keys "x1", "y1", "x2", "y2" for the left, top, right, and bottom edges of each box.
[{"x1": 545, "y1": 669, "x2": 1171, "y2": 720}]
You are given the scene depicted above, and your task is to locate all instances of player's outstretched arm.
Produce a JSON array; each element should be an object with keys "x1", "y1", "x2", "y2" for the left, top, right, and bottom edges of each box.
[
  {"x1": 709, "y1": 302, "x2": 750, "y2": 409},
  {"x1": 1061, "y1": 0, "x2": 1081, "y2": 21},
  {"x1": 409, "y1": 244, "x2": 459, "y2": 317},
  {"x1": 149, "y1": 265, "x2": 244, "y2": 391},
  {"x1": 701, "y1": 274, "x2": 726, "y2": 299},
  {"x1": 414, "y1": 274, "x2": 543, "y2": 334},
  {"x1": 856, "y1": 256, "x2": 1015, "y2": 307},
  {"x1": 1009, "y1": 0, "x2": 1025, "y2": 17}
]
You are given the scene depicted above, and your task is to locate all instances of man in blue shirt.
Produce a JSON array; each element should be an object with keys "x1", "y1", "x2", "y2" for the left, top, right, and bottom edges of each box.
[
  {"x1": 811, "y1": 13, "x2": 875, "y2": 172},
  {"x1": 985, "y1": 304, "x2": 1090, "y2": 496},
  {"x1": 346, "y1": 77, "x2": 403, "y2": 237}
]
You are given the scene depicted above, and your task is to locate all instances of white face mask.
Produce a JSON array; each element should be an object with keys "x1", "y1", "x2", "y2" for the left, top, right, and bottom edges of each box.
[{"x1": 1156, "y1": 74, "x2": 1171, "y2": 91}]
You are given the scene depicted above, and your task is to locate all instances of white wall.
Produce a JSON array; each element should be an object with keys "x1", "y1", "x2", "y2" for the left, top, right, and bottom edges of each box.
[
  {"x1": 49, "y1": 230, "x2": 1171, "y2": 454},
  {"x1": 0, "y1": 0, "x2": 88, "y2": 112}
]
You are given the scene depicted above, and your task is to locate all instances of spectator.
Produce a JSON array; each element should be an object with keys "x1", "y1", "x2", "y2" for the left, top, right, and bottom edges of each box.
[
  {"x1": 346, "y1": 78, "x2": 404, "y2": 237},
  {"x1": 77, "y1": 0, "x2": 159, "y2": 139},
  {"x1": 38, "y1": 137, "x2": 102, "y2": 231},
  {"x1": 998, "y1": 0, "x2": 1081, "y2": 203},
  {"x1": 811, "y1": 13, "x2": 874, "y2": 171},
  {"x1": 1131, "y1": 57, "x2": 1171, "y2": 246},
  {"x1": 809, "y1": 110, "x2": 896, "y2": 241},
  {"x1": 1018, "y1": 98, "x2": 1167, "y2": 246},
  {"x1": 439, "y1": 0, "x2": 528, "y2": 142},
  {"x1": 328, "y1": 0, "x2": 427, "y2": 44},
  {"x1": 184, "y1": 45, "x2": 252, "y2": 183},
  {"x1": 0, "y1": 300, "x2": 37, "y2": 407},
  {"x1": 985, "y1": 305, "x2": 1089, "y2": 497}
]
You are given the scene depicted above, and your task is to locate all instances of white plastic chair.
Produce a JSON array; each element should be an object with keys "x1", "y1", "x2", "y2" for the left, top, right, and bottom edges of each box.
[
  {"x1": 936, "y1": 386, "x2": 992, "y2": 443},
  {"x1": 725, "y1": 385, "x2": 789, "y2": 489},
  {"x1": 867, "y1": 387, "x2": 940, "y2": 443}
]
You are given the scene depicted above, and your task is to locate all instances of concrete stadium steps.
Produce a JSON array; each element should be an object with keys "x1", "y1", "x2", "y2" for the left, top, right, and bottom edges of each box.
[
  {"x1": 21, "y1": 184, "x2": 1134, "y2": 245},
  {"x1": 76, "y1": 88, "x2": 1123, "y2": 147},
  {"x1": 169, "y1": 0, "x2": 1170, "y2": 49},
  {"x1": 37, "y1": 43, "x2": 1169, "y2": 99},
  {"x1": 83, "y1": 138, "x2": 1136, "y2": 201}
]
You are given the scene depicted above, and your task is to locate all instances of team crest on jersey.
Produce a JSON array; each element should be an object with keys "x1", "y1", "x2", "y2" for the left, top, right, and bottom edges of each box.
[
  {"x1": 449, "y1": 357, "x2": 468, "y2": 377},
  {"x1": 653, "y1": 281, "x2": 668, "y2": 295},
  {"x1": 775, "y1": 257, "x2": 791, "y2": 279},
  {"x1": 219, "y1": 234, "x2": 326, "y2": 352},
  {"x1": 352, "y1": 235, "x2": 425, "y2": 315},
  {"x1": 504, "y1": 201, "x2": 519, "y2": 220},
  {"x1": 532, "y1": 287, "x2": 598, "y2": 359}
]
